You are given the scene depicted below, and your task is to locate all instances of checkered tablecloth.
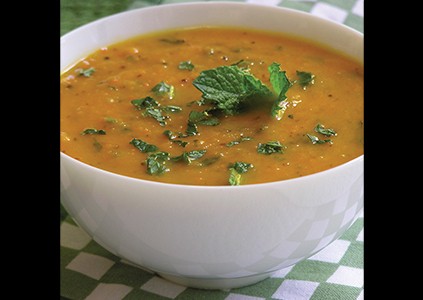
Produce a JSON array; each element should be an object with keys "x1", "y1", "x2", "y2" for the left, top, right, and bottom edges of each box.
[{"x1": 60, "y1": 1, "x2": 363, "y2": 299}]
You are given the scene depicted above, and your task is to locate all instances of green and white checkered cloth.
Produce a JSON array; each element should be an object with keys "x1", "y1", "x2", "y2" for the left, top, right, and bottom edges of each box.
[{"x1": 60, "y1": 1, "x2": 363, "y2": 299}]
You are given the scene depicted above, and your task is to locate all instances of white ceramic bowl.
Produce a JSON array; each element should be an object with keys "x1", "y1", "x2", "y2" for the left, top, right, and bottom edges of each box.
[{"x1": 60, "y1": 2, "x2": 363, "y2": 290}]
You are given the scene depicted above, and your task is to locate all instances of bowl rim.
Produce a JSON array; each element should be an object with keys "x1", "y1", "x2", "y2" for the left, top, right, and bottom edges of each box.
[
  {"x1": 60, "y1": 2, "x2": 364, "y2": 40},
  {"x1": 60, "y1": 151, "x2": 363, "y2": 189},
  {"x1": 60, "y1": 2, "x2": 363, "y2": 189}
]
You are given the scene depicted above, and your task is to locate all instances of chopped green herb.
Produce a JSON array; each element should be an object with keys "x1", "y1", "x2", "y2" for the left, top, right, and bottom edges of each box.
[
  {"x1": 187, "y1": 99, "x2": 208, "y2": 106},
  {"x1": 268, "y1": 62, "x2": 291, "y2": 119},
  {"x1": 142, "y1": 108, "x2": 167, "y2": 126},
  {"x1": 131, "y1": 96, "x2": 160, "y2": 110},
  {"x1": 188, "y1": 110, "x2": 220, "y2": 126},
  {"x1": 226, "y1": 136, "x2": 254, "y2": 147},
  {"x1": 228, "y1": 161, "x2": 253, "y2": 186},
  {"x1": 129, "y1": 138, "x2": 159, "y2": 153},
  {"x1": 151, "y1": 81, "x2": 175, "y2": 99},
  {"x1": 145, "y1": 152, "x2": 170, "y2": 175},
  {"x1": 196, "y1": 118, "x2": 220, "y2": 126},
  {"x1": 161, "y1": 105, "x2": 182, "y2": 113},
  {"x1": 178, "y1": 61, "x2": 194, "y2": 71},
  {"x1": 230, "y1": 161, "x2": 253, "y2": 174},
  {"x1": 296, "y1": 70, "x2": 314, "y2": 89},
  {"x1": 229, "y1": 168, "x2": 242, "y2": 186},
  {"x1": 77, "y1": 68, "x2": 95, "y2": 77},
  {"x1": 192, "y1": 65, "x2": 271, "y2": 115},
  {"x1": 257, "y1": 141, "x2": 286, "y2": 155},
  {"x1": 171, "y1": 150, "x2": 207, "y2": 164},
  {"x1": 163, "y1": 130, "x2": 188, "y2": 147},
  {"x1": 188, "y1": 111, "x2": 208, "y2": 123},
  {"x1": 306, "y1": 133, "x2": 332, "y2": 144},
  {"x1": 163, "y1": 129, "x2": 177, "y2": 140},
  {"x1": 173, "y1": 140, "x2": 188, "y2": 147},
  {"x1": 314, "y1": 124, "x2": 337, "y2": 137},
  {"x1": 181, "y1": 121, "x2": 199, "y2": 137},
  {"x1": 80, "y1": 128, "x2": 106, "y2": 135}
]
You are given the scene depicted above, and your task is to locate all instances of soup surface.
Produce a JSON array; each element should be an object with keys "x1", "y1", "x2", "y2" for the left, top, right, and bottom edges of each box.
[{"x1": 60, "y1": 27, "x2": 363, "y2": 185}]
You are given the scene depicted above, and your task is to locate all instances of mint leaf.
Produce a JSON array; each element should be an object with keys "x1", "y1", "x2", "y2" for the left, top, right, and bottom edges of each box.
[
  {"x1": 178, "y1": 61, "x2": 194, "y2": 71},
  {"x1": 306, "y1": 134, "x2": 332, "y2": 144},
  {"x1": 129, "y1": 138, "x2": 159, "y2": 153},
  {"x1": 181, "y1": 121, "x2": 199, "y2": 137},
  {"x1": 78, "y1": 68, "x2": 95, "y2": 77},
  {"x1": 257, "y1": 141, "x2": 286, "y2": 155},
  {"x1": 296, "y1": 70, "x2": 314, "y2": 89},
  {"x1": 151, "y1": 81, "x2": 175, "y2": 99},
  {"x1": 188, "y1": 110, "x2": 220, "y2": 126},
  {"x1": 163, "y1": 130, "x2": 188, "y2": 147},
  {"x1": 229, "y1": 168, "x2": 242, "y2": 186},
  {"x1": 228, "y1": 161, "x2": 252, "y2": 186},
  {"x1": 230, "y1": 161, "x2": 253, "y2": 174},
  {"x1": 145, "y1": 152, "x2": 170, "y2": 175},
  {"x1": 226, "y1": 136, "x2": 254, "y2": 147},
  {"x1": 314, "y1": 124, "x2": 337, "y2": 137},
  {"x1": 268, "y1": 63, "x2": 290, "y2": 95},
  {"x1": 171, "y1": 150, "x2": 207, "y2": 164},
  {"x1": 196, "y1": 118, "x2": 220, "y2": 126},
  {"x1": 80, "y1": 128, "x2": 106, "y2": 135},
  {"x1": 161, "y1": 105, "x2": 182, "y2": 113},
  {"x1": 268, "y1": 62, "x2": 290, "y2": 119},
  {"x1": 188, "y1": 111, "x2": 207, "y2": 123},
  {"x1": 192, "y1": 65, "x2": 271, "y2": 115},
  {"x1": 142, "y1": 108, "x2": 166, "y2": 126},
  {"x1": 131, "y1": 96, "x2": 160, "y2": 110}
]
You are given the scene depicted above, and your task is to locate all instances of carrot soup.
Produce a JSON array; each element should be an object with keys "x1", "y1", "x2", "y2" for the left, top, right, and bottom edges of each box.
[{"x1": 60, "y1": 27, "x2": 363, "y2": 186}]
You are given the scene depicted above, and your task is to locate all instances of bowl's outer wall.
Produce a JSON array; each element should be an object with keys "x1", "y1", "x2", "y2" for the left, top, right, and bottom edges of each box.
[{"x1": 61, "y1": 2, "x2": 363, "y2": 280}]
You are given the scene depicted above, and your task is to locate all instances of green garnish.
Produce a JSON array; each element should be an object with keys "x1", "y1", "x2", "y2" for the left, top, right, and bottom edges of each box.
[
  {"x1": 151, "y1": 81, "x2": 175, "y2": 99},
  {"x1": 80, "y1": 128, "x2": 106, "y2": 135},
  {"x1": 178, "y1": 61, "x2": 194, "y2": 71},
  {"x1": 129, "y1": 138, "x2": 159, "y2": 153},
  {"x1": 181, "y1": 121, "x2": 199, "y2": 137},
  {"x1": 296, "y1": 70, "x2": 315, "y2": 89},
  {"x1": 228, "y1": 161, "x2": 253, "y2": 186},
  {"x1": 142, "y1": 108, "x2": 167, "y2": 126},
  {"x1": 161, "y1": 105, "x2": 183, "y2": 113},
  {"x1": 171, "y1": 150, "x2": 207, "y2": 164},
  {"x1": 145, "y1": 152, "x2": 170, "y2": 175},
  {"x1": 307, "y1": 134, "x2": 332, "y2": 144},
  {"x1": 307, "y1": 124, "x2": 337, "y2": 144},
  {"x1": 257, "y1": 141, "x2": 286, "y2": 155},
  {"x1": 191, "y1": 62, "x2": 293, "y2": 118},
  {"x1": 314, "y1": 124, "x2": 337, "y2": 137},
  {"x1": 131, "y1": 96, "x2": 160, "y2": 110},
  {"x1": 226, "y1": 137, "x2": 254, "y2": 147},
  {"x1": 143, "y1": 149, "x2": 206, "y2": 175},
  {"x1": 163, "y1": 130, "x2": 188, "y2": 147},
  {"x1": 192, "y1": 65, "x2": 271, "y2": 115},
  {"x1": 268, "y1": 62, "x2": 291, "y2": 119},
  {"x1": 77, "y1": 67, "x2": 95, "y2": 77},
  {"x1": 188, "y1": 110, "x2": 220, "y2": 126}
]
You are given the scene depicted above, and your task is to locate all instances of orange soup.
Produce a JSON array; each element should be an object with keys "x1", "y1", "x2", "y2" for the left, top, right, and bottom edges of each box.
[{"x1": 60, "y1": 27, "x2": 363, "y2": 185}]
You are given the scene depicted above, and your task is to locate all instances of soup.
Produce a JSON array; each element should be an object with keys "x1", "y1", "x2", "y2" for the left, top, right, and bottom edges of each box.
[{"x1": 60, "y1": 27, "x2": 363, "y2": 185}]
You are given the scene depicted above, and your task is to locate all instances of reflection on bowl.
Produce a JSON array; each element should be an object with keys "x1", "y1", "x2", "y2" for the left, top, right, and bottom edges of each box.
[{"x1": 60, "y1": 2, "x2": 363, "y2": 290}]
